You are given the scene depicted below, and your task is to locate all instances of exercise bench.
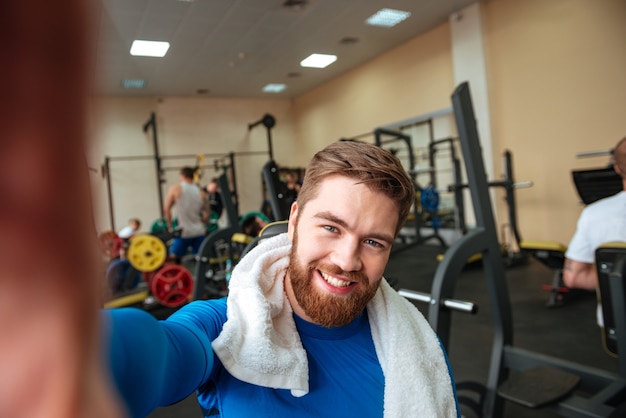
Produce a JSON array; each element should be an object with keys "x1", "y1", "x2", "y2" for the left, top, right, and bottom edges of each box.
[{"x1": 519, "y1": 240, "x2": 569, "y2": 308}]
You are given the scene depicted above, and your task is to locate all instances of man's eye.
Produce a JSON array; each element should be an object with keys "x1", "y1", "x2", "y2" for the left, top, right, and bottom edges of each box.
[
  {"x1": 323, "y1": 225, "x2": 338, "y2": 232},
  {"x1": 365, "y1": 239, "x2": 383, "y2": 248}
]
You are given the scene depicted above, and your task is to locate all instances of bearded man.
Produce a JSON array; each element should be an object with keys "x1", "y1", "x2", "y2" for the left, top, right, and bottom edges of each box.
[{"x1": 103, "y1": 141, "x2": 460, "y2": 418}]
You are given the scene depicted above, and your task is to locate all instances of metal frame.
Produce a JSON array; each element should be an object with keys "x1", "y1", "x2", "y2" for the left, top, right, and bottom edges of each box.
[
  {"x1": 429, "y1": 137, "x2": 467, "y2": 234},
  {"x1": 261, "y1": 160, "x2": 291, "y2": 222},
  {"x1": 193, "y1": 173, "x2": 242, "y2": 300},
  {"x1": 373, "y1": 127, "x2": 447, "y2": 252},
  {"x1": 436, "y1": 82, "x2": 625, "y2": 417},
  {"x1": 449, "y1": 149, "x2": 531, "y2": 254},
  {"x1": 103, "y1": 112, "x2": 271, "y2": 230}
]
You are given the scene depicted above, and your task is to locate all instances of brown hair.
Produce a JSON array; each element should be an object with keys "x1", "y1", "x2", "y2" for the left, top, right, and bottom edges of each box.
[
  {"x1": 180, "y1": 166, "x2": 196, "y2": 180},
  {"x1": 296, "y1": 141, "x2": 414, "y2": 235},
  {"x1": 612, "y1": 136, "x2": 626, "y2": 179}
]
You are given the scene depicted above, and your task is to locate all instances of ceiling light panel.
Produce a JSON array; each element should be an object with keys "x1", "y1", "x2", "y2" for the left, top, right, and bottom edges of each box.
[
  {"x1": 121, "y1": 79, "x2": 146, "y2": 89},
  {"x1": 366, "y1": 8, "x2": 411, "y2": 28},
  {"x1": 262, "y1": 84, "x2": 287, "y2": 93},
  {"x1": 300, "y1": 53, "x2": 337, "y2": 69},
  {"x1": 130, "y1": 40, "x2": 170, "y2": 57}
]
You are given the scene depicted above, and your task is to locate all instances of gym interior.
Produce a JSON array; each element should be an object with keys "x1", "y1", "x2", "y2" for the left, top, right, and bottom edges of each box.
[{"x1": 90, "y1": 1, "x2": 626, "y2": 417}]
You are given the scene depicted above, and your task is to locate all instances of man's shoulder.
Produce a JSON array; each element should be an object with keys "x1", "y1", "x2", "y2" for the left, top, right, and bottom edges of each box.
[{"x1": 167, "y1": 183, "x2": 183, "y2": 195}]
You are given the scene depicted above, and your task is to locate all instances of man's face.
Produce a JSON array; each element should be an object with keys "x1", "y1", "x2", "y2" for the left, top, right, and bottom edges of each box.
[{"x1": 285, "y1": 175, "x2": 398, "y2": 327}]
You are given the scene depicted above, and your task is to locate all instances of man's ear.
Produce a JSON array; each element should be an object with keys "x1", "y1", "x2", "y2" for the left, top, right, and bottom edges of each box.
[{"x1": 287, "y1": 202, "x2": 298, "y2": 241}]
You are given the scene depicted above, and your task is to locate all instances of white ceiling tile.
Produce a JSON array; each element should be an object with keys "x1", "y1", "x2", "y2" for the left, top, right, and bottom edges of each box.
[{"x1": 95, "y1": 0, "x2": 480, "y2": 98}]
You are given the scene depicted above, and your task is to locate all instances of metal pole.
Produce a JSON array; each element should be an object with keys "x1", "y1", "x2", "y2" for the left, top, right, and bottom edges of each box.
[
  {"x1": 503, "y1": 150, "x2": 523, "y2": 247},
  {"x1": 229, "y1": 152, "x2": 239, "y2": 216},
  {"x1": 428, "y1": 119, "x2": 436, "y2": 187},
  {"x1": 143, "y1": 112, "x2": 164, "y2": 218},
  {"x1": 104, "y1": 156, "x2": 115, "y2": 231},
  {"x1": 266, "y1": 125, "x2": 274, "y2": 161},
  {"x1": 248, "y1": 114, "x2": 275, "y2": 161},
  {"x1": 449, "y1": 82, "x2": 513, "y2": 417},
  {"x1": 576, "y1": 149, "x2": 612, "y2": 158}
]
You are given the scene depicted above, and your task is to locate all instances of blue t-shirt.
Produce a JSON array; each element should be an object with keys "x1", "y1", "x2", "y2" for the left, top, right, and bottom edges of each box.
[{"x1": 104, "y1": 298, "x2": 457, "y2": 417}]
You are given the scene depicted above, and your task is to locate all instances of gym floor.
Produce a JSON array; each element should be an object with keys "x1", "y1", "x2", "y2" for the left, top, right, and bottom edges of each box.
[{"x1": 145, "y1": 242, "x2": 618, "y2": 418}]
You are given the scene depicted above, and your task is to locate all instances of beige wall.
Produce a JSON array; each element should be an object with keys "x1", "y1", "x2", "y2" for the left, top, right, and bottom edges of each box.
[
  {"x1": 292, "y1": 23, "x2": 455, "y2": 161},
  {"x1": 88, "y1": 97, "x2": 158, "y2": 232},
  {"x1": 485, "y1": 0, "x2": 626, "y2": 244},
  {"x1": 90, "y1": 0, "x2": 625, "y2": 247}
]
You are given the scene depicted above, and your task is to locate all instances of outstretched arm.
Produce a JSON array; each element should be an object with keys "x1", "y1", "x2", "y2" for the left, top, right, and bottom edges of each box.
[
  {"x1": 103, "y1": 308, "x2": 214, "y2": 417},
  {"x1": 0, "y1": 1, "x2": 123, "y2": 416},
  {"x1": 103, "y1": 299, "x2": 225, "y2": 418}
]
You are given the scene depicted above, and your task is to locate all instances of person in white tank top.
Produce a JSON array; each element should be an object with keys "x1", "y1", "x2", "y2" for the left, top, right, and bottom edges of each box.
[{"x1": 164, "y1": 167, "x2": 210, "y2": 259}]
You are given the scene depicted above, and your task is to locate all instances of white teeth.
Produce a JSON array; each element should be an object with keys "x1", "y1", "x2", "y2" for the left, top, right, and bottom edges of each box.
[{"x1": 320, "y1": 271, "x2": 352, "y2": 288}]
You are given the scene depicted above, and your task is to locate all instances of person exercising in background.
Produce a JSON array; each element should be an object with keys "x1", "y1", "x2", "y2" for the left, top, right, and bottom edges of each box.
[
  {"x1": 564, "y1": 135, "x2": 626, "y2": 325},
  {"x1": 206, "y1": 177, "x2": 224, "y2": 219},
  {"x1": 164, "y1": 167, "x2": 210, "y2": 261}
]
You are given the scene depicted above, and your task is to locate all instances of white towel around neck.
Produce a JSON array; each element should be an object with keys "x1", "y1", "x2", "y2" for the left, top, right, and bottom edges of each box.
[{"x1": 211, "y1": 233, "x2": 458, "y2": 417}]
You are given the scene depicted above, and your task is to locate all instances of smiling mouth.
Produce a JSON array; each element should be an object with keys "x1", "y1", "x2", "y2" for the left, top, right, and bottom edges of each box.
[{"x1": 320, "y1": 270, "x2": 354, "y2": 288}]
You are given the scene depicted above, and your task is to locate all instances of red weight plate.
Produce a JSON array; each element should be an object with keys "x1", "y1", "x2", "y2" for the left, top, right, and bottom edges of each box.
[
  {"x1": 151, "y1": 264, "x2": 193, "y2": 308},
  {"x1": 99, "y1": 231, "x2": 124, "y2": 260}
]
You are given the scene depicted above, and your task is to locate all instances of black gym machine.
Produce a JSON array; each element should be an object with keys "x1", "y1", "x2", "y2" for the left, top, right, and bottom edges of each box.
[
  {"x1": 192, "y1": 173, "x2": 249, "y2": 300},
  {"x1": 449, "y1": 149, "x2": 532, "y2": 268},
  {"x1": 192, "y1": 113, "x2": 291, "y2": 300},
  {"x1": 421, "y1": 82, "x2": 626, "y2": 417},
  {"x1": 249, "y1": 113, "x2": 298, "y2": 223}
]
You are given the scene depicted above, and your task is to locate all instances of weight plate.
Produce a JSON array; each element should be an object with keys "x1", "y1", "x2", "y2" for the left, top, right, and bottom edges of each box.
[
  {"x1": 151, "y1": 263, "x2": 193, "y2": 308},
  {"x1": 420, "y1": 185, "x2": 440, "y2": 213},
  {"x1": 99, "y1": 230, "x2": 124, "y2": 260},
  {"x1": 127, "y1": 234, "x2": 167, "y2": 272}
]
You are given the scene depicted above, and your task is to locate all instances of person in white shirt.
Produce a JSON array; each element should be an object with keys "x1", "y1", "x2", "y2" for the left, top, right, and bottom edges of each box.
[
  {"x1": 564, "y1": 135, "x2": 626, "y2": 325},
  {"x1": 118, "y1": 218, "x2": 141, "y2": 239}
]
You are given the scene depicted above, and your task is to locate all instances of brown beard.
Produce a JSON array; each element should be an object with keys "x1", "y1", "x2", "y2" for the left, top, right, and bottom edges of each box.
[{"x1": 287, "y1": 232, "x2": 380, "y2": 327}]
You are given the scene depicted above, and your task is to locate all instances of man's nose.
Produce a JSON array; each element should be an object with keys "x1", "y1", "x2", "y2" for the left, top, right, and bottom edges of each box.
[{"x1": 329, "y1": 236, "x2": 362, "y2": 272}]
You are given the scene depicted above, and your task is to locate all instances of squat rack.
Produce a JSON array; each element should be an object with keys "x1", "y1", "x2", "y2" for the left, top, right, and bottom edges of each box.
[
  {"x1": 373, "y1": 127, "x2": 447, "y2": 252},
  {"x1": 102, "y1": 112, "x2": 270, "y2": 231}
]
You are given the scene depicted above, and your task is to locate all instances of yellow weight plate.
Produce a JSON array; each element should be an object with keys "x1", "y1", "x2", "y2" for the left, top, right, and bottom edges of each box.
[
  {"x1": 127, "y1": 234, "x2": 167, "y2": 272},
  {"x1": 231, "y1": 232, "x2": 253, "y2": 245}
]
